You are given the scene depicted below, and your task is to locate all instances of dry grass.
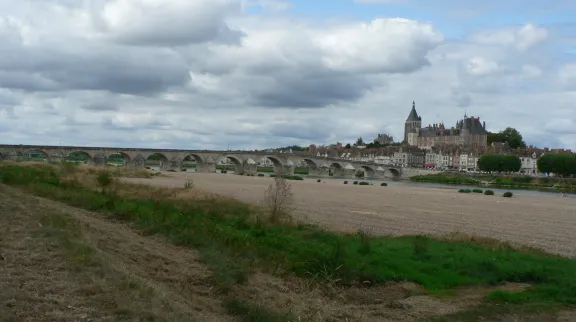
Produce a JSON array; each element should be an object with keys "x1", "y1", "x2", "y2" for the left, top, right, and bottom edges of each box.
[{"x1": 0, "y1": 185, "x2": 232, "y2": 322}]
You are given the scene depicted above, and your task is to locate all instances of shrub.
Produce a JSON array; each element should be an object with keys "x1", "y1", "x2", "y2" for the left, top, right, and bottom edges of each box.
[
  {"x1": 270, "y1": 174, "x2": 276, "y2": 177},
  {"x1": 96, "y1": 170, "x2": 114, "y2": 194},
  {"x1": 380, "y1": 183, "x2": 387, "y2": 186},
  {"x1": 221, "y1": 170, "x2": 227, "y2": 174},
  {"x1": 343, "y1": 181, "x2": 348, "y2": 184},
  {"x1": 184, "y1": 179, "x2": 195, "y2": 189},
  {"x1": 264, "y1": 175, "x2": 295, "y2": 222},
  {"x1": 353, "y1": 181, "x2": 358, "y2": 185},
  {"x1": 484, "y1": 190, "x2": 495, "y2": 195},
  {"x1": 458, "y1": 189, "x2": 472, "y2": 193},
  {"x1": 282, "y1": 175, "x2": 304, "y2": 181},
  {"x1": 317, "y1": 179, "x2": 321, "y2": 183},
  {"x1": 257, "y1": 173, "x2": 265, "y2": 177},
  {"x1": 503, "y1": 191, "x2": 514, "y2": 198},
  {"x1": 358, "y1": 181, "x2": 369, "y2": 186},
  {"x1": 473, "y1": 189, "x2": 483, "y2": 193}
]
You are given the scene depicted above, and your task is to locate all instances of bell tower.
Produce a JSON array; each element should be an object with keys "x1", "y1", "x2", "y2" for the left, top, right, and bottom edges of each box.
[{"x1": 404, "y1": 101, "x2": 422, "y2": 143}]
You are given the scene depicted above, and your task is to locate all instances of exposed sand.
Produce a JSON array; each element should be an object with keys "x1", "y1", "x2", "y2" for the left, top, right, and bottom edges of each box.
[{"x1": 123, "y1": 173, "x2": 576, "y2": 258}]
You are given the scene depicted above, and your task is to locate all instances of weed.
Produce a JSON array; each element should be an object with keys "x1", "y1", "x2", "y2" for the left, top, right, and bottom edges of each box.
[
  {"x1": 184, "y1": 178, "x2": 195, "y2": 189},
  {"x1": 413, "y1": 235, "x2": 430, "y2": 256},
  {"x1": 264, "y1": 173, "x2": 295, "y2": 223}
]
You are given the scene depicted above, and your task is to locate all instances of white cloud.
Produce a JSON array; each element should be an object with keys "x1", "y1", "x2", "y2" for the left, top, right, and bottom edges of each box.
[
  {"x1": 0, "y1": 1, "x2": 574, "y2": 151},
  {"x1": 470, "y1": 23, "x2": 548, "y2": 51},
  {"x1": 464, "y1": 57, "x2": 499, "y2": 76}
]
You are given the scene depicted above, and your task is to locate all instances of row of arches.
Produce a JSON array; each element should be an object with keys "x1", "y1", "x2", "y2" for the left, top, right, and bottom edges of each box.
[{"x1": 0, "y1": 149, "x2": 401, "y2": 178}]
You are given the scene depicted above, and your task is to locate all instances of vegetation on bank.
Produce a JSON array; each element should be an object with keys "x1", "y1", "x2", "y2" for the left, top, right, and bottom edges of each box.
[
  {"x1": 537, "y1": 154, "x2": 576, "y2": 177},
  {"x1": 411, "y1": 172, "x2": 576, "y2": 193},
  {"x1": 410, "y1": 173, "x2": 481, "y2": 185},
  {"x1": 1, "y1": 163, "x2": 576, "y2": 314}
]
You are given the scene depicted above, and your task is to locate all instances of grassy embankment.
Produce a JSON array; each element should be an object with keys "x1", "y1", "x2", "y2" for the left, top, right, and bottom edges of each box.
[
  {"x1": 1, "y1": 162, "x2": 576, "y2": 319},
  {"x1": 411, "y1": 173, "x2": 576, "y2": 193}
]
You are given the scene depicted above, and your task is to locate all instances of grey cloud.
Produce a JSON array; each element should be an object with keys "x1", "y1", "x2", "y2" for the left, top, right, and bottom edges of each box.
[{"x1": 82, "y1": 102, "x2": 119, "y2": 112}]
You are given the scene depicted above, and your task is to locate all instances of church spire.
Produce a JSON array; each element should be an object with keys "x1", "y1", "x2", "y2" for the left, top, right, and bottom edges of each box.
[{"x1": 406, "y1": 101, "x2": 420, "y2": 122}]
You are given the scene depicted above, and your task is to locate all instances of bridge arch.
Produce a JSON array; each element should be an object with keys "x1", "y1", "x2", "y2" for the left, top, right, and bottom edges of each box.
[
  {"x1": 67, "y1": 151, "x2": 93, "y2": 164},
  {"x1": 182, "y1": 154, "x2": 204, "y2": 172},
  {"x1": 361, "y1": 165, "x2": 376, "y2": 178},
  {"x1": 302, "y1": 158, "x2": 319, "y2": 171},
  {"x1": 145, "y1": 153, "x2": 169, "y2": 169},
  {"x1": 22, "y1": 149, "x2": 50, "y2": 161},
  {"x1": 107, "y1": 152, "x2": 131, "y2": 167},
  {"x1": 219, "y1": 155, "x2": 243, "y2": 174},
  {"x1": 329, "y1": 162, "x2": 344, "y2": 177},
  {"x1": 264, "y1": 156, "x2": 284, "y2": 174},
  {"x1": 386, "y1": 168, "x2": 401, "y2": 180}
]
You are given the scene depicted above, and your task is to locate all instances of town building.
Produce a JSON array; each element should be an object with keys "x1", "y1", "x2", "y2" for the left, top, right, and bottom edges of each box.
[{"x1": 404, "y1": 101, "x2": 488, "y2": 150}]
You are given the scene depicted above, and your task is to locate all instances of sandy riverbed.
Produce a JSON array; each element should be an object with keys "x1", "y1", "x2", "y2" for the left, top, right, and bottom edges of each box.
[{"x1": 123, "y1": 173, "x2": 576, "y2": 257}]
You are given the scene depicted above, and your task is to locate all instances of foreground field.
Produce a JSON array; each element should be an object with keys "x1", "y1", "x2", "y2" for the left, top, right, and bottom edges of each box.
[
  {"x1": 124, "y1": 172, "x2": 576, "y2": 258},
  {"x1": 2, "y1": 163, "x2": 576, "y2": 321}
]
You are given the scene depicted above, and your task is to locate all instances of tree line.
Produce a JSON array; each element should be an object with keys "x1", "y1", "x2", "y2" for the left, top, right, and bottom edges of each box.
[{"x1": 537, "y1": 154, "x2": 576, "y2": 177}]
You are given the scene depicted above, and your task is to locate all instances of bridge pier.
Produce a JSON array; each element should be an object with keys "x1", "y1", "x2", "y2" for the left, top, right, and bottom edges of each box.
[
  {"x1": 243, "y1": 162, "x2": 257, "y2": 175},
  {"x1": 198, "y1": 162, "x2": 216, "y2": 173},
  {"x1": 309, "y1": 167, "x2": 330, "y2": 177},
  {"x1": 169, "y1": 160, "x2": 181, "y2": 171},
  {"x1": 282, "y1": 165, "x2": 295, "y2": 176}
]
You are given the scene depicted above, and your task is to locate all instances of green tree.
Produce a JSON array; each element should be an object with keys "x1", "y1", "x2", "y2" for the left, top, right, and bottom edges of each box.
[
  {"x1": 478, "y1": 154, "x2": 521, "y2": 173},
  {"x1": 537, "y1": 154, "x2": 576, "y2": 177},
  {"x1": 488, "y1": 128, "x2": 526, "y2": 149},
  {"x1": 344, "y1": 143, "x2": 352, "y2": 149},
  {"x1": 355, "y1": 137, "x2": 365, "y2": 146}
]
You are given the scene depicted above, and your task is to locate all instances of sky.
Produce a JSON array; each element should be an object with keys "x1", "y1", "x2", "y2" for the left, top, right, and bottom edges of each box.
[{"x1": 0, "y1": 0, "x2": 575, "y2": 150}]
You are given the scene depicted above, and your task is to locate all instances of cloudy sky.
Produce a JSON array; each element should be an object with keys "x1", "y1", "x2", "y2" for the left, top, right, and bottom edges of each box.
[{"x1": 0, "y1": 0, "x2": 575, "y2": 150}]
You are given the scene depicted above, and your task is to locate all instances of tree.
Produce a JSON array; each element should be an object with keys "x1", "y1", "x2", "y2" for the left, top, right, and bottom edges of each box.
[
  {"x1": 537, "y1": 154, "x2": 576, "y2": 177},
  {"x1": 355, "y1": 137, "x2": 365, "y2": 146},
  {"x1": 487, "y1": 127, "x2": 526, "y2": 149},
  {"x1": 477, "y1": 154, "x2": 521, "y2": 173},
  {"x1": 344, "y1": 143, "x2": 352, "y2": 149},
  {"x1": 264, "y1": 173, "x2": 295, "y2": 222}
]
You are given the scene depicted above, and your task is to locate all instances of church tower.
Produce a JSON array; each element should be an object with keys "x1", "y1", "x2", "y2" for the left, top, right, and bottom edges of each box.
[{"x1": 404, "y1": 101, "x2": 422, "y2": 143}]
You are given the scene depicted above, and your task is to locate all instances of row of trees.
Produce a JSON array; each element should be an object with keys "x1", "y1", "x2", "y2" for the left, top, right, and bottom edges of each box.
[
  {"x1": 477, "y1": 154, "x2": 522, "y2": 173},
  {"x1": 537, "y1": 154, "x2": 576, "y2": 177}
]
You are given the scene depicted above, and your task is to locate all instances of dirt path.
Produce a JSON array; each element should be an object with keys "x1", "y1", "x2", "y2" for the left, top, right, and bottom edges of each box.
[
  {"x1": 123, "y1": 173, "x2": 576, "y2": 257},
  {"x1": 0, "y1": 184, "x2": 232, "y2": 322}
]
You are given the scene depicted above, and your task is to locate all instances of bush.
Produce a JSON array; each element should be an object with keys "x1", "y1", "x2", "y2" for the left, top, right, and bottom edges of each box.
[
  {"x1": 358, "y1": 181, "x2": 369, "y2": 186},
  {"x1": 353, "y1": 181, "x2": 358, "y2": 185},
  {"x1": 484, "y1": 190, "x2": 495, "y2": 195},
  {"x1": 503, "y1": 191, "x2": 514, "y2": 198},
  {"x1": 257, "y1": 173, "x2": 265, "y2": 177},
  {"x1": 458, "y1": 189, "x2": 472, "y2": 193},
  {"x1": 380, "y1": 182, "x2": 387, "y2": 186},
  {"x1": 472, "y1": 189, "x2": 483, "y2": 193},
  {"x1": 221, "y1": 170, "x2": 227, "y2": 174},
  {"x1": 343, "y1": 181, "x2": 348, "y2": 184},
  {"x1": 184, "y1": 179, "x2": 195, "y2": 189},
  {"x1": 282, "y1": 175, "x2": 303, "y2": 181},
  {"x1": 317, "y1": 179, "x2": 321, "y2": 183}
]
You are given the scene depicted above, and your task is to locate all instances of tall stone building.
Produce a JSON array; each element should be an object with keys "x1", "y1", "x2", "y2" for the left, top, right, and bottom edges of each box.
[{"x1": 404, "y1": 101, "x2": 488, "y2": 150}]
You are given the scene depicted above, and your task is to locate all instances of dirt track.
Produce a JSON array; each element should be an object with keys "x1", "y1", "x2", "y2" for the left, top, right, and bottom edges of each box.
[{"x1": 125, "y1": 173, "x2": 576, "y2": 257}]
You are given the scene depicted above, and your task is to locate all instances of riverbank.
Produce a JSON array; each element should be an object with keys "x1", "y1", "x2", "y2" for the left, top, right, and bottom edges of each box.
[
  {"x1": 410, "y1": 173, "x2": 576, "y2": 194},
  {"x1": 2, "y1": 162, "x2": 576, "y2": 320}
]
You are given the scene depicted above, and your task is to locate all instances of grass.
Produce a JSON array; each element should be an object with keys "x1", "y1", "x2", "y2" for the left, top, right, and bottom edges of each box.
[
  {"x1": 410, "y1": 173, "x2": 481, "y2": 185},
  {"x1": 2, "y1": 163, "x2": 576, "y2": 309},
  {"x1": 224, "y1": 298, "x2": 294, "y2": 321},
  {"x1": 258, "y1": 166, "x2": 309, "y2": 175}
]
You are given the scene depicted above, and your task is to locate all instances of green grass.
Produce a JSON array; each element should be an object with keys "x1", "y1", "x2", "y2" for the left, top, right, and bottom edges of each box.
[
  {"x1": 224, "y1": 299, "x2": 294, "y2": 321},
  {"x1": 258, "y1": 166, "x2": 309, "y2": 175},
  {"x1": 2, "y1": 163, "x2": 576, "y2": 308},
  {"x1": 410, "y1": 173, "x2": 480, "y2": 185}
]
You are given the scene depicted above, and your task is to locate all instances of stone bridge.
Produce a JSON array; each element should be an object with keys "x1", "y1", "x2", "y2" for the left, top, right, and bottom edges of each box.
[{"x1": 0, "y1": 144, "x2": 408, "y2": 179}]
